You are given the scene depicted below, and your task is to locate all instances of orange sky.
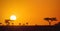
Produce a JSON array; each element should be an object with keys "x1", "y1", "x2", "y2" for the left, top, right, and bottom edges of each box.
[{"x1": 0, "y1": 0, "x2": 60, "y2": 26}]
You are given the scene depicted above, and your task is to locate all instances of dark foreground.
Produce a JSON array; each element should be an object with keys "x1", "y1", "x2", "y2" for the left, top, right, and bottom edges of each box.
[{"x1": 0, "y1": 25, "x2": 60, "y2": 31}]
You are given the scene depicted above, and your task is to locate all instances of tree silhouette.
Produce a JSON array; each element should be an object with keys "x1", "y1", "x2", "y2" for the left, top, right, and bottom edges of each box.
[
  {"x1": 19, "y1": 23, "x2": 21, "y2": 25},
  {"x1": 44, "y1": 17, "x2": 57, "y2": 26},
  {"x1": 5, "y1": 19, "x2": 10, "y2": 26},
  {"x1": 44, "y1": 17, "x2": 51, "y2": 25},
  {"x1": 26, "y1": 22, "x2": 28, "y2": 25},
  {"x1": 12, "y1": 23, "x2": 14, "y2": 26},
  {"x1": 12, "y1": 23, "x2": 14, "y2": 25}
]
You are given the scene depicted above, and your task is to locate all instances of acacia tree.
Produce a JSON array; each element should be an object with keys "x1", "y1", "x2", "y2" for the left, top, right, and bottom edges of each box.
[
  {"x1": 44, "y1": 17, "x2": 51, "y2": 25},
  {"x1": 44, "y1": 17, "x2": 57, "y2": 26}
]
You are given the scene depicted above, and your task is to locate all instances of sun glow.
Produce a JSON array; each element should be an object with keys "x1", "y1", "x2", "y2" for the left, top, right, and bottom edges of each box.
[{"x1": 10, "y1": 15, "x2": 16, "y2": 20}]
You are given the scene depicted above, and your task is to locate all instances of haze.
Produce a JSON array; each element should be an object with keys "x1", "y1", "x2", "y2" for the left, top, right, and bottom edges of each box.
[{"x1": 0, "y1": 0, "x2": 60, "y2": 26}]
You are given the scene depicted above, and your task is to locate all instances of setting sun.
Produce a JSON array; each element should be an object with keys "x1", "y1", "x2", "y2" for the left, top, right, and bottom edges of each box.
[{"x1": 10, "y1": 15, "x2": 16, "y2": 20}]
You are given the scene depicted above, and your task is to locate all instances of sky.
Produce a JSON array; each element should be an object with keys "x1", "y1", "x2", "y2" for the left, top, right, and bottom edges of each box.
[{"x1": 0, "y1": 0, "x2": 60, "y2": 26}]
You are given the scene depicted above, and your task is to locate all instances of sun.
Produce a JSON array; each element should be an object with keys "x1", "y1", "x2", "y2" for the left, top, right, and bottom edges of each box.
[{"x1": 10, "y1": 15, "x2": 16, "y2": 20}]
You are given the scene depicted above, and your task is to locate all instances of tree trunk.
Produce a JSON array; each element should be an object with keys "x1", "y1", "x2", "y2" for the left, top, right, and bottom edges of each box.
[{"x1": 49, "y1": 20, "x2": 51, "y2": 26}]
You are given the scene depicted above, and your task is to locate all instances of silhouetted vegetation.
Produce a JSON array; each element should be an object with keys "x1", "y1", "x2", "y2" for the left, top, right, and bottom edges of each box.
[
  {"x1": 19, "y1": 23, "x2": 21, "y2": 25},
  {"x1": 26, "y1": 22, "x2": 28, "y2": 25},
  {"x1": 12, "y1": 23, "x2": 14, "y2": 24},
  {"x1": 0, "y1": 23, "x2": 2, "y2": 24},
  {"x1": 44, "y1": 17, "x2": 57, "y2": 26},
  {"x1": 55, "y1": 22, "x2": 60, "y2": 26},
  {"x1": 5, "y1": 19, "x2": 10, "y2": 25}
]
